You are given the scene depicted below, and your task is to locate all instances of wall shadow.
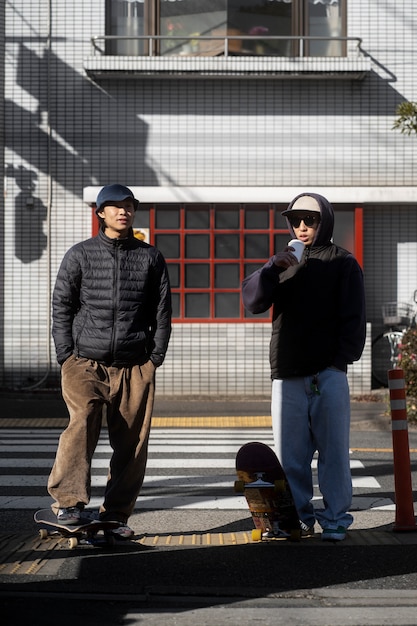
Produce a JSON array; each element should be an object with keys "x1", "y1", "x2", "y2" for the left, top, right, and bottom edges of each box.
[{"x1": 5, "y1": 42, "x2": 158, "y2": 206}]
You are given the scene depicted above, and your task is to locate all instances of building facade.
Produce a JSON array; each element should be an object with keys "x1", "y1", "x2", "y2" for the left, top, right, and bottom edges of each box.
[{"x1": 1, "y1": 1, "x2": 416, "y2": 394}]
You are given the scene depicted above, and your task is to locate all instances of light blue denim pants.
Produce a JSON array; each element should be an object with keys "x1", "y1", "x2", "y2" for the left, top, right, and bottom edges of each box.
[{"x1": 271, "y1": 367, "x2": 353, "y2": 530}]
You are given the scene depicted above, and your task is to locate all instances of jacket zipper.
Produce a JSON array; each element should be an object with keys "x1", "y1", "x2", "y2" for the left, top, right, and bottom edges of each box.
[{"x1": 110, "y1": 241, "x2": 121, "y2": 360}]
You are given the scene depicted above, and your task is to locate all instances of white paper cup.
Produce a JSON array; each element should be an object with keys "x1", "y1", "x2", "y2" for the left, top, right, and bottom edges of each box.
[{"x1": 288, "y1": 239, "x2": 305, "y2": 262}]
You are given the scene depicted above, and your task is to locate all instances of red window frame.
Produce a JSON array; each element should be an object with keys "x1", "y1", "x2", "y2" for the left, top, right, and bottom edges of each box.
[{"x1": 148, "y1": 204, "x2": 283, "y2": 322}]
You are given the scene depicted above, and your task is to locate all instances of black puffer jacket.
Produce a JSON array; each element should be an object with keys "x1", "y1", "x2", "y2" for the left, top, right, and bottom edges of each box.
[
  {"x1": 52, "y1": 229, "x2": 172, "y2": 367},
  {"x1": 242, "y1": 193, "x2": 366, "y2": 379}
]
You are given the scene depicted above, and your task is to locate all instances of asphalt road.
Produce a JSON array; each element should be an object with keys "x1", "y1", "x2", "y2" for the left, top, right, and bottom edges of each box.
[{"x1": 1, "y1": 391, "x2": 417, "y2": 625}]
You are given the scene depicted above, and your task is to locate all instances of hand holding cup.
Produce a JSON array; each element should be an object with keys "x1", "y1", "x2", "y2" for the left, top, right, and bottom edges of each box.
[{"x1": 287, "y1": 238, "x2": 305, "y2": 262}]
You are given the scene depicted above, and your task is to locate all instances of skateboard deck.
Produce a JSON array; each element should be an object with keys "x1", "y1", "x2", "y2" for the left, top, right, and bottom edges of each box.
[
  {"x1": 34, "y1": 509, "x2": 122, "y2": 549},
  {"x1": 235, "y1": 442, "x2": 301, "y2": 541}
]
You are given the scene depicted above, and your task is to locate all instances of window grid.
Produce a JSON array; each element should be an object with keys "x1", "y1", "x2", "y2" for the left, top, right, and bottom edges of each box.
[
  {"x1": 150, "y1": 204, "x2": 288, "y2": 322},
  {"x1": 105, "y1": 0, "x2": 347, "y2": 59}
]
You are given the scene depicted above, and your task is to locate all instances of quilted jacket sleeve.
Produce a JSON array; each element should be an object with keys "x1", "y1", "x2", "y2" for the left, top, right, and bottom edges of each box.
[
  {"x1": 52, "y1": 247, "x2": 82, "y2": 365},
  {"x1": 148, "y1": 249, "x2": 172, "y2": 367}
]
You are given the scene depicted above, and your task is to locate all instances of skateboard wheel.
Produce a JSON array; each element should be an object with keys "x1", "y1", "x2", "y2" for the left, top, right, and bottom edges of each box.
[
  {"x1": 274, "y1": 479, "x2": 285, "y2": 493},
  {"x1": 251, "y1": 529, "x2": 263, "y2": 542},
  {"x1": 106, "y1": 534, "x2": 116, "y2": 546},
  {"x1": 39, "y1": 529, "x2": 48, "y2": 539},
  {"x1": 68, "y1": 537, "x2": 78, "y2": 550},
  {"x1": 234, "y1": 480, "x2": 245, "y2": 493}
]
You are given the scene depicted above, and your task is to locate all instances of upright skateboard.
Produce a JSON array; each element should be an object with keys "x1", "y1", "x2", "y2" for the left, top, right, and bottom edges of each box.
[
  {"x1": 235, "y1": 441, "x2": 301, "y2": 541},
  {"x1": 34, "y1": 509, "x2": 122, "y2": 549}
]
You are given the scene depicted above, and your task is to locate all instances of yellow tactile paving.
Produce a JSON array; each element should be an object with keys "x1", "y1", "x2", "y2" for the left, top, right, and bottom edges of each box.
[
  {"x1": 0, "y1": 531, "x2": 275, "y2": 576},
  {"x1": 0, "y1": 416, "x2": 272, "y2": 429},
  {"x1": 2, "y1": 528, "x2": 417, "y2": 577},
  {"x1": 135, "y1": 531, "x2": 257, "y2": 547},
  {"x1": 152, "y1": 416, "x2": 272, "y2": 428}
]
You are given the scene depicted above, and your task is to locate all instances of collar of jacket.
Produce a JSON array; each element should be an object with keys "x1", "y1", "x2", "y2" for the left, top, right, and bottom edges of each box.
[{"x1": 98, "y1": 227, "x2": 136, "y2": 249}]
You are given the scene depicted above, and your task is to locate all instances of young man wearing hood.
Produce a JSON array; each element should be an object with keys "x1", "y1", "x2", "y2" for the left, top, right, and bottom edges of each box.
[
  {"x1": 242, "y1": 193, "x2": 366, "y2": 541},
  {"x1": 48, "y1": 184, "x2": 172, "y2": 537}
]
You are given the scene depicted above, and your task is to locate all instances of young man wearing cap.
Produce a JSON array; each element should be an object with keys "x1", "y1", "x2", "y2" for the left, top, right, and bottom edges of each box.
[
  {"x1": 48, "y1": 184, "x2": 172, "y2": 537},
  {"x1": 242, "y1": 192, "x2": 366, "y2": 541}
]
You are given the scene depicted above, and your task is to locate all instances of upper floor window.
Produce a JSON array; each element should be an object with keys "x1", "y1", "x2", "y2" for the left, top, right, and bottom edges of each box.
[{"x1": 106, "y1": 0, "x2": 346, "y2": 57}]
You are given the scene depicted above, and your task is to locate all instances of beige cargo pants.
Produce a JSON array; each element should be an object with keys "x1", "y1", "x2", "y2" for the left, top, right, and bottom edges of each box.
[{"x1": 48, "y1": 354, "x2": 155, "y2": 523}]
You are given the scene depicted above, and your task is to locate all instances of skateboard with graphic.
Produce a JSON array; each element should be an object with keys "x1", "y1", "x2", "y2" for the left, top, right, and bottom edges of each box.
[
  {"x1": 235, "y1": 442, "x2": 301, "y2": 541},
  {"x1": 34, "y1": 509, "x2": 122, "y2": 549}
]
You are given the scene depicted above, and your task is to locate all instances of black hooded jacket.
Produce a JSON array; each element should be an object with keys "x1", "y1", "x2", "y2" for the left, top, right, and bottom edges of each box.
[
  {"x1": 52, "y1": 228, "x2": 172, "y2": 367},
  {"x1": 242, "y1": 193, "x2": 366, "y2": 379}
]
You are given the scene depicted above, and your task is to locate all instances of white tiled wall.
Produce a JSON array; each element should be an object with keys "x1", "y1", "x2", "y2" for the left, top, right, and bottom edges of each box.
[
  {"x1": 1, "y1": 0, "x2": 415, "y2": 391},
  {"x1": 158, "y1": 323, "x2": 372, "y2": 396}
]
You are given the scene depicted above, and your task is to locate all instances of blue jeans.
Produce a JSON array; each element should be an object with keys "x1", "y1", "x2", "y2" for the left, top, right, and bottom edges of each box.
[{"x1": 271, "y1": 368, "x2": 353, "y2": 530}]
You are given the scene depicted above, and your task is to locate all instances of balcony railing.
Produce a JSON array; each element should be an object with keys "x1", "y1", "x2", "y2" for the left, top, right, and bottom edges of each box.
[
  {"x1": 90, "y1": 34, "x2": 365, "y2": 58},
  {"x1": 84, "y1": 35, "x2": 370, "y2": 79}
]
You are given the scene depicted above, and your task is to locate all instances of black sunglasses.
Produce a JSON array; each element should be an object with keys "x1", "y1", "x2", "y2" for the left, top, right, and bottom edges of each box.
[{"x1": 287, "y1": 213, "x2": 320, "y2": 228}]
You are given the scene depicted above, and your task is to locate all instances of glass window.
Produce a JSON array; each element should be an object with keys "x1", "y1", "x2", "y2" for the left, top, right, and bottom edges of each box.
[
  {"x1": 215, "y1": 263, "x2": 239, "y2": 288},
  {"x1": 333, "y1": 210, "x2": 354, "y2": 252},
  {"x1": 215, "y1": 234, "x2": 239, "y2": 258},
  {"x1": 133, "y1": 205, "x2": 150, "y2": 228},
  {"x1": 245, "y1": 207, "x2": 269, "y2": 229},
  {"x1": 185, "y1": 234, "x2": 210, "y2": 258},
  {"x1": 171, "y1": 292, "x2": 180, "y2": 318},
  {"x1": 185, "y1": 293, "x2": 210, "y2": 318},
  {"x1": 155, "y1": 233, "x2": 180, "y2": 258},
  {"x1": 151, "y1": 202, "x2": 356, "y2": 321},
  {"x1": 106, "y1": 0, "x2": 144, "y2": 55},
  {"x1": 308, "y1": 1, "x2": 344, "y2": 57},
  {"x1": 215, "y1": 293, "x2": 240, "y2": 318},
  {"x1": 244, "y1": 262, "x2": 264, "y2": 277},
  {"x1": 155, "y1": 206, "x2": 180, "y2": 229},
  {"x1": 160, "y1": 0, "x2": 227, "y2": 56},
  {"x1": 186, "y1": 264, "x2": 210, "y2": 288},
  {"x1": 167, "y1": 263, "x2": 180, "y2": 288},
  {"x1": 185, "y1": 207, "x2": 210, "y2": 229},
  {"x1": 215, "y1": 207, "x2": 239, "y2": 229},
  {"x1": 245, "y1": 233, "x2": 269, "y2": 259},
  {"x1": 153, "y1": 203, "x2": 278, "y2": 320},
  {"x1": 275, "y1": 208, "x2": 287, "y2": 229},
  {"x1": 228, "y1": 0, "x2": 292, "y2": 56},
  {"x1": 107, "y1": 1, "x2": 346, "y2": 58},
  {"x1": 274, "y1": 233, "x2": 292, "y2": 255}
]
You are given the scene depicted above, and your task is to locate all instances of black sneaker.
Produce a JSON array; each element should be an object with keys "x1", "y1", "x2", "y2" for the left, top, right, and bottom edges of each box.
[
  {"x1": 57, "y1": 507, "x2": 81, "y2": 525},
  {"x1": 111, "y1": 524, "x2": 134, "y2": 538},
  {"x1": 300, "y1": 521, "x2": 315, "y2": 537}
]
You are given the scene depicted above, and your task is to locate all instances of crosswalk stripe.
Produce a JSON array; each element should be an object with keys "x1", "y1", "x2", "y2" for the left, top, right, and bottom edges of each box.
[
  {"x1": 0, "y1": 428, "x2": 391, "y2": 512},
  {"x1": 0, "y1": 474, "x2": 379, "y2": 489},
  {"x1": 0, "y1": 458, "x2": 367, "y2": 470},
  {"x1": 0, "y1": 441, "x2": 268, "y2": 454}
]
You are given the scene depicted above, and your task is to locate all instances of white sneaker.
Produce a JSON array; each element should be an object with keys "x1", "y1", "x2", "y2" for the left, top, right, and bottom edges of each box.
[
  {"x1": 111, "y1": 524, "x2": 134, "y2": 539},
  {"x1": 57, "y1": 507, "x2": 81, "y2": 525}
]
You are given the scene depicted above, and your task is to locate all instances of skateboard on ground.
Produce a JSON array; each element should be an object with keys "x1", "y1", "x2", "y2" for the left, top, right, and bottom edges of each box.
[
  {"x1": 235, "y1": 441, "x2": 301, "y2": 542},
  {"x1": 34, "y1": 509, "x2": 122, "y2": 549}
]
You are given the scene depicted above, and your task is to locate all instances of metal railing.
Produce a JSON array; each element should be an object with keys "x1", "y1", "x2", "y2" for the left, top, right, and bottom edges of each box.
[{"x1": 90, "y1": 34, "x2": 364, "y2": 58}]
